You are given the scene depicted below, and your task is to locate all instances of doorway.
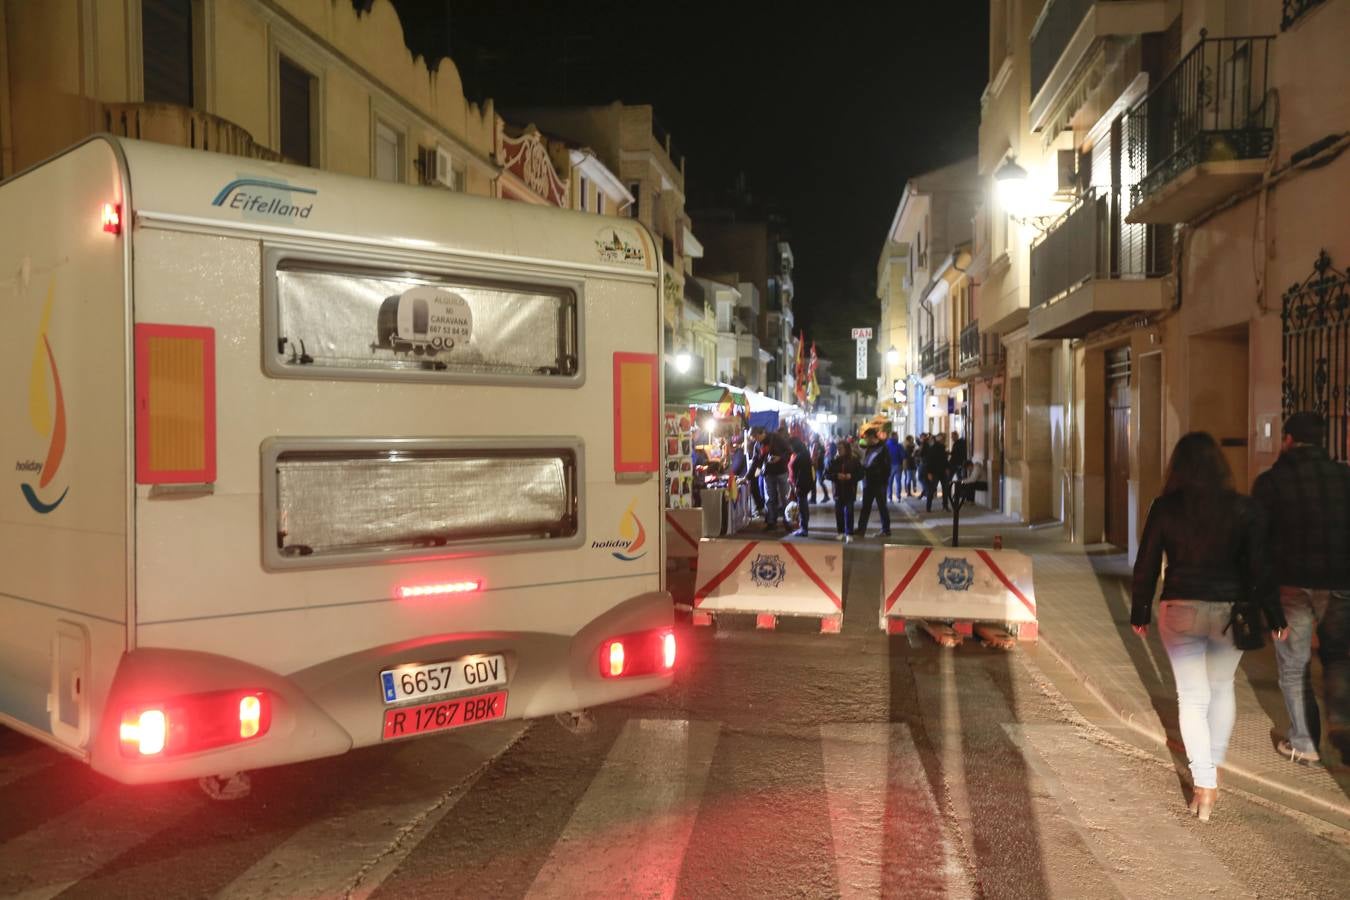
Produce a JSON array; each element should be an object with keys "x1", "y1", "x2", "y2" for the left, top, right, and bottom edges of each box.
[
  {"x1": 1189, "y1": 325, "x2": 1250, "y2": 488},
  {"x1": 1106, "y1": 346, "x2": 1132, "y2": 549}
]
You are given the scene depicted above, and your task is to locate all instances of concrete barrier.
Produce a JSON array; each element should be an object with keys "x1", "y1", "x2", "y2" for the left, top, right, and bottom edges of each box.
[
  {"x1": 692, "y1": 538, "x2": 843, "y2": 631},
  {"x1": 880, "y1": 546, "x2": 1037, "y2": 641},
  {"x1": 665, "y1": 508, "x2": 704, "y2": 560}
]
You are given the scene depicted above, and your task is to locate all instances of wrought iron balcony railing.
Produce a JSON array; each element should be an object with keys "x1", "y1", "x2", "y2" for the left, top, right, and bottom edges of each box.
[
  {"x1": 958, "y1": 322, "x2": 1003, "y2": 373},
  {"x1": 1030, "y1": 0, "x2": 1095, "y2": 101},
  {"x1": 920, "y1": 341, "x2": 935, "y2": 376},
  {"x1": 1030, "y1": 186, "x2": 1173, "y2": 308},
  {"x1": 1125, "y1": 33, "x2": 1274, "y2": 210},
  {"x1": 931, "y1": 341, "x2": 952, "y2": 380},
  {"x1": 1282, "y1": 0, "x2": 1327, "y2": 30}
]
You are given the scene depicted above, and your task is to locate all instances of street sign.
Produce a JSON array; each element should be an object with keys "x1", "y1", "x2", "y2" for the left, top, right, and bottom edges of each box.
[
  {"x1": 856, "y1": 338, "x2": 867, "y2": 378},
  {"x1": 850, "y1": 327, "x2": 874, "y2": 340}
]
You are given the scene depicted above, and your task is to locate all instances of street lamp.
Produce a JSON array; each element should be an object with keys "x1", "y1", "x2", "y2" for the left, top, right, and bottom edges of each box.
[
  {"x1": 674, "y1": 350, "x2": 691, "y2": 374},
  {"x1": 994, "y1": 156, "x2": 1030, "y2": 217},
  {"x1": 885, "y1": 345, "x2": 900, "y2": 367}
]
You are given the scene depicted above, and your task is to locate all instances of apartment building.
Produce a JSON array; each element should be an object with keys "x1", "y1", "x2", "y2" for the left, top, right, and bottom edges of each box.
[
  {"x1": 981, "y1": 0, "x2": 1350, "y2": 558},
  {"x1": 0, "y1": 0, "x2": 497, "y2": 193}
]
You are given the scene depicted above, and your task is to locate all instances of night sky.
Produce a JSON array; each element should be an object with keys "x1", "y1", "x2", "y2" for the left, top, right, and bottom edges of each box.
[{"x1": 386, "y1": 1, "x2": 990, "y2": 381}]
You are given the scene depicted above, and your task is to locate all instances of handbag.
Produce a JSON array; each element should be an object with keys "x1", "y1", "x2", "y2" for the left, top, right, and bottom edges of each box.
[{"x1": 1225, "y1": 601, "x2": 1266, "y2": 651}]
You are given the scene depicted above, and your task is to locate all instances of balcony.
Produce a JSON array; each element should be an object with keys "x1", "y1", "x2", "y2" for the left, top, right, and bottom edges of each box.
[
  {"x1": 921, "y1": 340, "x2": 953, "y2": 382},
  {"x1": 958, "y1": 322, "x2": 1004, "y2": 375},
  {"x1": 1125, "y1": 34, "x2": 1275, "y2": 224},
  {"x1": 102, "y1": 102, "x2": 284, "y2": 162},
  {"x1": 1029, "y1": 0, "x2": 1172, "y2": 132},
  {"x1": 1029, "y1": 186, "x2": 1170, "y2": 339}
]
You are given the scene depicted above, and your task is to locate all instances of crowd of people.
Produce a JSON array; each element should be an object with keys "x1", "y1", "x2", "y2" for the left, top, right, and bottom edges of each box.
[{"x1": 729, "y1": 423, "x2": 976, "y2": 541}]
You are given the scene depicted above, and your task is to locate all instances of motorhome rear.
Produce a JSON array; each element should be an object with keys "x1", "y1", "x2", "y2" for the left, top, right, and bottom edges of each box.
[{"x1": 0, "y1": 137, "x2": 672, "y2": 785}]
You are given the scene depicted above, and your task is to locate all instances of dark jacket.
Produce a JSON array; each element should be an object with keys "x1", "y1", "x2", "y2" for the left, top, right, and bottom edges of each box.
[
  {"x1": 1251, "y1": 445, "x2": 1350, "y2": 590},
  {"x1": 730, "y1": 445, "x2": 748, "y2": 478},
  {"x1": 826, "y1": 449, "x2": 863, "y2": 494},
  {"x1": 762, "y1": 432, "x2": 790, "y2": 477},
  {"x1": 862, "y1": 443, "x2": 891, "y2": 484},
  {"x1": 949, "y1": 437, "x2": 968, "y2": 470},
  {"x1": 788, "y1": 442, "x2": 814, "y2": 488},
  {"x1": 920, "y1": 442, "x2": 948, "y2": 480},
  {"x1": 1131, "y1": 490, "x2": 1285, "y2": 629}
]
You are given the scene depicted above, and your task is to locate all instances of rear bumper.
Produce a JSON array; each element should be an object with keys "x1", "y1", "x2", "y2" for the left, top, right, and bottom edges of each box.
[{"x1": 91, "y1": 591, "x2": 672, "y2": 784}]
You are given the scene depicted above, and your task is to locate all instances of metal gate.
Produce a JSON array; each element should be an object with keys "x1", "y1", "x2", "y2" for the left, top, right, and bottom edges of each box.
[{"x1": 1282, "y1": 250, "x2": 1350, "y2": 461}]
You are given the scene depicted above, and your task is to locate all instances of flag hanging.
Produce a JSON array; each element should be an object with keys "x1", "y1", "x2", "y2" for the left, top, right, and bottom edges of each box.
[
  {"x1": 807, "y1": 341, "x2": 820, "y2": 405},
  {"x1": 794, "y1": 332, "x2": 808, "y2": 404}
]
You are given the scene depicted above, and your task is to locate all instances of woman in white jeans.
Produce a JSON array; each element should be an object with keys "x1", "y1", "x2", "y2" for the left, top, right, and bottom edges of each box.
[{"x1": 1131, "y1": 432, "x2": 1288, "y2": 821}]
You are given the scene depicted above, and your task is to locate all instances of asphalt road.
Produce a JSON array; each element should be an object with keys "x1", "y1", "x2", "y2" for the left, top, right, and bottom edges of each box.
[{"x1": 1, "y1": 519, "x2": 1348, "y2": 899}]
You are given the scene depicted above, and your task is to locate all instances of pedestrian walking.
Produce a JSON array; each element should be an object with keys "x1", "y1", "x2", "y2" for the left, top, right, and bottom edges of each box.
[
  {"x1": 826, "y1": 439, "x2": 862, "y2": 541},
  {"x1": 788, "y1": 437, "x2": 815, "y2": 537},
  {"x1": 1131, "y1": 432, "x2": 1288, "y2": 821},
  {"x1": 886, "y1": 431, "x2": 905, "y2": 502},
  {"x1": 761, "y1": 425, "x2": 792, "y2": 532},
  {"x1": 920, "y1": 434, "x2": 949, "y2": 513},
  {"x1": 810, "y1": 436, "x2": 828, "y2": 503},
  {"x1": 745, "y1": 428, "x2": 767, "y2": 519},
  {"x1": 1251, "y1": 412, "x2": 1350, "y2": 767},
  {"x1": 857, "y1": 428, "x2": 892, "y2": 537},
  {"x1": 903, "y1": 435, "x2": 918, "y2": 496},
  {"x1": 949, "y1": 430, "x2": 968, "y2": 484}
]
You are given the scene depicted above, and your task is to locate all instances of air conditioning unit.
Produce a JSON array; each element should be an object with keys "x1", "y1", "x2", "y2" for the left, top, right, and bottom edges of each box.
[{"x1": 417, "y1": 146, "x2": 461, "y2": 190}]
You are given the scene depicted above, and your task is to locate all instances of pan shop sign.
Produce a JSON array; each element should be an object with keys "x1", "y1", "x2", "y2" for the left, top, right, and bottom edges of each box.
[{"x1": 212, "y1": 177, "x2": 317, "y2": 221}]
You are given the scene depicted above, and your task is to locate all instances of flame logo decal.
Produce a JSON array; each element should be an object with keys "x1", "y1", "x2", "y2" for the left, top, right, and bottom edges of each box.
[
  {"x1": 21, "y1": 282, "x2": 68, "y2": 514},
  {"x1": 612, "y1": 500, "x2": 648, "y2": 561}
]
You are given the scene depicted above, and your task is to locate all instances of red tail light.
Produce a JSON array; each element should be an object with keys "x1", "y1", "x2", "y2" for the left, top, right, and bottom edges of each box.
[
  {"x1": 599, "y1": 629, "x2": 676, "y2": 678},
  {"x1": 102, "y1": 203, "x2": 121, "y2": 234},
  {"x1": 118, "y1": 690, "x2": 271, "y2": 757}
]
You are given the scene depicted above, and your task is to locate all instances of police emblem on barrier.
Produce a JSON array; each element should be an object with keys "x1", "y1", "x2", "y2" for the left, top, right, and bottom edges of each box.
[
  {"x1": 937, "y1": 557, "x2": 975, "y2": 592},
  {"x1": 749, "y1": 553, "x2": 787, "y2": 588}
]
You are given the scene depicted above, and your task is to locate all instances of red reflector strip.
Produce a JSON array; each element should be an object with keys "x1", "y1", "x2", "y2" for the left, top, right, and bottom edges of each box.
[{"x1": 399, "y1": 581, "x2": 481, "y2": 599}]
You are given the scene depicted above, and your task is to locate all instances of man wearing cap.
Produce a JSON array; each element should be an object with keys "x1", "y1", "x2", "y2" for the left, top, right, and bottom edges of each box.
[{"x1": 1252, "y1": 412, "x2": 1350, "y2": 767}]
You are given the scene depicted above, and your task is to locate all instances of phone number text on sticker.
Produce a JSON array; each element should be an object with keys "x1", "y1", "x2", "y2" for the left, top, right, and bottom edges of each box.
[{"x1": 381, "y1": 691, "x2": 508, "y2": 740}]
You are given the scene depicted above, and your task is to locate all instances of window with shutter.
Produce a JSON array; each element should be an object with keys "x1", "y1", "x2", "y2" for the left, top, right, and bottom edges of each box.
[
  {"x1": 279, "y1": 56, "x2": 315, "y2": 166},
  {"x1": 142, "y1": 0, "x2": 193, "y2": 106}
]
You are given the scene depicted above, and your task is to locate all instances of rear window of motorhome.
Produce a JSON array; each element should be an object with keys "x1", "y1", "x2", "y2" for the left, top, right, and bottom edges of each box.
[
  {"x1": 267, "y1": 442, "x2": 579, "y2": 567},
  {"x1": 267, "y1": 259, "x2": 579, "y2": 382}
]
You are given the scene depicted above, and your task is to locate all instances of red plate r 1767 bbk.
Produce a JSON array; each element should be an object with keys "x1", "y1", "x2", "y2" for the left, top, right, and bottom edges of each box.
[{"x1": 381, "y1": 690, "x2": 508, "y2": 740}]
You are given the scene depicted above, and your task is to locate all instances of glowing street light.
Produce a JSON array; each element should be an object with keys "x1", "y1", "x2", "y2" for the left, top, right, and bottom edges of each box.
[
  {"x1": 886, "y1": 345, "x2": 900, "y2": 367},
  {"x1": 994, "y1": 157, "x2": 1030, "y2": 217},
  {"x1": 674, "y1": 350, "x2": 692, "y2": 373}
]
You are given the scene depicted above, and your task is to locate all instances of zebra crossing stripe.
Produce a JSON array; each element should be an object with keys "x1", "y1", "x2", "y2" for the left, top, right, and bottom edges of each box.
[
  {"x1": 0, "y1": 748, "x2": 57, "y2": 790},
  {"x1": 0, "y1": 785, "x2": 200, "y2": 900},
  {"x1": 525, "y1": 719, "x2": 720, "y2": 899},
  {"x1": 218, "y1": 721, "x2": 530, "y2": 900},
  {"x1": 819, "y1": 723, "x2": 973, "y2": 899}
]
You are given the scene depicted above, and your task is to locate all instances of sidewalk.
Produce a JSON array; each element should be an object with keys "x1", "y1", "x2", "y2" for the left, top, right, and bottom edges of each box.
[{"x1": 898, "y1": 498, "x2": 1350, "y2": 828}]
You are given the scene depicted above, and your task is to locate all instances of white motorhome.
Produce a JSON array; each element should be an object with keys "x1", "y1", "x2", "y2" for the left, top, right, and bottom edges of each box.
[{"x1": 0, "y1": 137, "x2": 673, "y2": 786}]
